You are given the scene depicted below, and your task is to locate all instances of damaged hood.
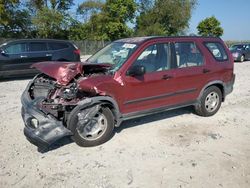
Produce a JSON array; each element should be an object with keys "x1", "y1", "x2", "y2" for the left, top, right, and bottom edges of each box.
[
  {"x1": 32, "y1": 61, "x2": 111, "y2": 85},
  {"x1": 32, "y1": 62, "x2": 82, "y2": 85}
]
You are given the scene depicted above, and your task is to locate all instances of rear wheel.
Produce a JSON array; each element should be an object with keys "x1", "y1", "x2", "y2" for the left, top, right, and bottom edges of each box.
[
  {"x1": 195, "y1": 86, "x2": 222, "y2": 117},
  {"x1": 68, "y1": 105, "x2": 114, "y2": 147},
  {"x1": 240, "y1": 55, "x2": 245, "y2": 62}
]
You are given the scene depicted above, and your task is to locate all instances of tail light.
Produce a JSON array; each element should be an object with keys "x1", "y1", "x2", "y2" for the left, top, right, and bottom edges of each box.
[{"x1": 74, "y1": 49, "x2": 81, "y2": 55}]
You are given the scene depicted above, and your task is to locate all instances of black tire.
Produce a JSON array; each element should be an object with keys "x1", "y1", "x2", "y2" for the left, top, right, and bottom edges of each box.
[
  {"x1": 68, "y1": 105, "x2": 114, "y2": 147},
  {"x1": 195, "y1": 86, "x2": 222, "y2": 117}
]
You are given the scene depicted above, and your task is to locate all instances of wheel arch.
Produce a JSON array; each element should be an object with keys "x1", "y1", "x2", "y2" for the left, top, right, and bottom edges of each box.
[
  {"x1": 72, "y1": 96, "x2": 122, "y2": 127},
  {"x1": 198, "y1": 81, "x2": 225, "y2": 102}
]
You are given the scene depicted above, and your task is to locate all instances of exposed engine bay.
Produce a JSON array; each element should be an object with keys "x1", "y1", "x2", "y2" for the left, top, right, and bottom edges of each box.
[
  {"x1": 30, "y1": 74, "x2": 80, "y2": 101},
  {"x1": 28, "y1": 63, "x2": 108, "y2": 122}
]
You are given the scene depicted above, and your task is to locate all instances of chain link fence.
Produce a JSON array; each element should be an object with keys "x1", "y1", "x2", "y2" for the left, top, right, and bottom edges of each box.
[{"x1": 72, "y1": 40, "x2": 108, "y2": 55}]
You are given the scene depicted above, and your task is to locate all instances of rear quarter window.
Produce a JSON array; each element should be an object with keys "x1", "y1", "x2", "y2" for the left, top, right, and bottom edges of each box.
[
  {"x1": 205, "y1": 42, "x2": 228, "y2": 61},
  {"x1": 48, "y1": 42, "x2": 69, "y2": 50}
]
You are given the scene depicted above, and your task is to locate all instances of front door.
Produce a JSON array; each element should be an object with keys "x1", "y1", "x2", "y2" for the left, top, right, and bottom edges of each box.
[
  {"x1": 0, "y1": 42, "x2": 30, "y2": 76},
  {"x1": 121, "y1": 42, "x2": 178, "y2": 114}
]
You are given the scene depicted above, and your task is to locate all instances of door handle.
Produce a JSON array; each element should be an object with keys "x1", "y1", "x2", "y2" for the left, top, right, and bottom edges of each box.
[
  {"x1": 20, "y1": 55, "x2": 27, "y2": 58},
  {"x1": 203, "y1": 69, "x2": 211, "y2": 73},
  {"x1": 46, "y1": 54, "x2": 52, "y2": 57},
  {"x1": 162, "y1": 75, "x2": 173, "y2": 80}
]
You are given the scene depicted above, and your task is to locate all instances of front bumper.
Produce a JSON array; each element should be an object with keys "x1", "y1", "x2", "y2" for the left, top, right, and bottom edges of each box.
[{"x1": 21, "y1": 81, "x2": 72, "y2": 148}]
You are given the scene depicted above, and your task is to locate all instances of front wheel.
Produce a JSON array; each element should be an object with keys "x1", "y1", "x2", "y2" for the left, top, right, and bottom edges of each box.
[
  {"x1": 195, "y1": 86, "x2": 222, "y2": 117},
  {"x1": 68, "y1": 105, "x2": 114, "y2": 147}
]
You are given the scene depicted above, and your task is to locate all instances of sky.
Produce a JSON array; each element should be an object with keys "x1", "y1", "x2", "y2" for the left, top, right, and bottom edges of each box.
[
  {"x1": 189, "y1": 0, "x2": 250, "y2": 40},
  {"x1": 73, "y1": 0, "x2": 250, "y2": 40}
]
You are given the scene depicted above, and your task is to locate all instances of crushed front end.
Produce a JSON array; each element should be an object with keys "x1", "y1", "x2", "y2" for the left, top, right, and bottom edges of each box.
[
  {"x1": 21, "y1": 61, "x2": 113, "y2": 148},
  {"x1": 21, "y1": 74, "x2": 80, "y2": 148}
]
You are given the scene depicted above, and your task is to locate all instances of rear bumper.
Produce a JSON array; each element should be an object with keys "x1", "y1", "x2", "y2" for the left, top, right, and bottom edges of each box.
[
  {"x1": 233, "y1": 56, "x2": 241, "y2": 61},
  {"x1": 231, "y1": 52, "x2": 242, "y2": 61},
  {"x1": 21, "y1": 81, "x2": 72, "y2": 148},
  {"x1": 224, "y1": 74, "x2": 235, "y2": 96}
]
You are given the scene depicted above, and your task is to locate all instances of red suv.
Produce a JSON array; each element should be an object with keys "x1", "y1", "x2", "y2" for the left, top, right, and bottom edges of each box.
[{"x1": 21, "y1": 36, "x2": 235, "y2": 148}]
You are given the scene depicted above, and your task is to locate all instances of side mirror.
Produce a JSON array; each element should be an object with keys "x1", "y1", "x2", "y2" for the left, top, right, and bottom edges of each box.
[{"x1": 127, "y1": 65, "x2": 146, "y2": 76}]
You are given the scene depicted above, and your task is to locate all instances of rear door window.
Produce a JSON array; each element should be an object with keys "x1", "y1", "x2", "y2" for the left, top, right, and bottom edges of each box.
[
  {"x1": 174, "y1": 42, "x2": 204, "y2": 68},
  {"x1": 48, "y1": 42, "x2": 69, "y2": 50},
  {"x1": 205, "y1": 42, "x2": 228, "y2": 61},
  {"x1": 5, "y1": 43, "x2": 27, "y2": 54},
  {"x1": 29, "y1": 42, "x2": 47, "y2": 52}
]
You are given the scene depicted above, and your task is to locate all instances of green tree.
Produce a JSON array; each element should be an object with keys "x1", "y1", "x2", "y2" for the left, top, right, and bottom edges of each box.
[
  {"x1": 78, "y1": 0, "x2": 136, "y2": 41},
  {"x1": 32, "y1": 7, "x2": 70, "y2": 38},
  {"x1": 197, "y1": 16, "x2": 223, "y2": 37},
  {"x1": 68, "y1": 20, "x2": 88, "y2": 40},
  {"x1": 102, "y1": 0, "x2": 136, "y2": 40},
  {"x1": 0, "y1": 0, "x2": 33, "y2": 38},
  {"x1": 137, "y1": 0, "x2": 154, "y2": 12},
  {"x1": 29, "y1": 0, "x2": 74, "y2": 11},
  {"x1": 77, "y1": 0, "x2": 104, "y2": 22},
  {"x1": 104, "y1": 0, "x2": 136, "y2": 23},
  {"x1": 0, "y1": 0, "x2": 19, "y2": 25},
  {"x1": 135, "y1": 0, "x2": 197, "y2": 36},
  {"x1": 30, "y1": 0, "x2": 75, "y2": 39}
]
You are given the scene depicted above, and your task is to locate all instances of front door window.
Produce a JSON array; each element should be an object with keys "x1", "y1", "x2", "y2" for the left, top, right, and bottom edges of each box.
[
  {"x1": 132, "y1": 43, "x2": 170, "y2": 73},
  {"x1": 5, "y1": 43, "x2": 27, "y2": 54}
]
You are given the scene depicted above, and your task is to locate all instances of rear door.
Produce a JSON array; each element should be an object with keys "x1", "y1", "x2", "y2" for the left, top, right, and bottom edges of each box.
[
  {"x1": 47, "y1": 42, "x2": 75, "y2": 61},
  {"x1": 169, "y1": 39, "x2": 208, "y2": 103},
  {"x1": 27, "y1": 41, "x2": 52, "y2": 63}
]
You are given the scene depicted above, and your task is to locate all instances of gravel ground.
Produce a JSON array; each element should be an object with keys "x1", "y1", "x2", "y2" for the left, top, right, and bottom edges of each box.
[{"x1": 0, "y1": 62, "x2": 250, "y2": 188}]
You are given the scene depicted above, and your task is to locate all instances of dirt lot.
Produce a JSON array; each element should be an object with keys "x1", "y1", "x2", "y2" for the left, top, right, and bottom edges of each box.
[{"x1": 0, "y1": 62, "x2": 250, "y2": 188}]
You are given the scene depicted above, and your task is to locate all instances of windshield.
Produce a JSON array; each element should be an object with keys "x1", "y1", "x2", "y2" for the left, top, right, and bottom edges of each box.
[
  {"x1": 87, "y1": 42, "x2": 138, "y2": 72},
  {"x1": 230, "y1": 45, "x2": 244, "y2": 51}
]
